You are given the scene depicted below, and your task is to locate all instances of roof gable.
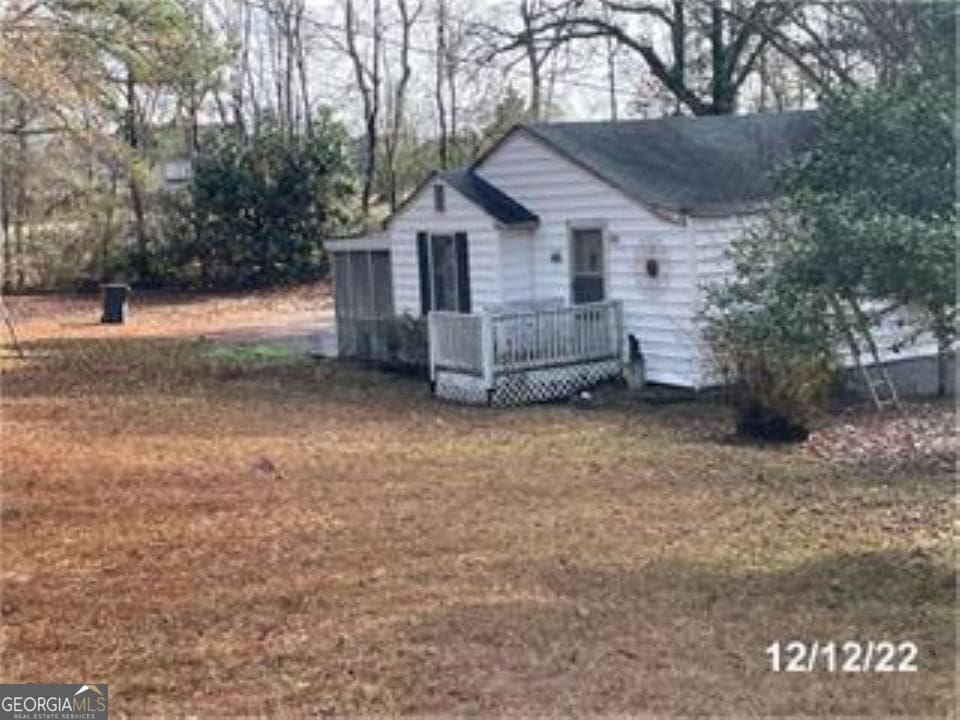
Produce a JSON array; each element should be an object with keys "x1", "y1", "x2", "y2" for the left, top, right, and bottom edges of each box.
[
  {"x1": 439, "y1": 169, "x2": 538, "y2": 226},
  {"x1": 475, "y1": 111, "x2": 820, "y2": 217},
  {"x1": 386, "y1": 168, "x2": 538, "y2": 228}
]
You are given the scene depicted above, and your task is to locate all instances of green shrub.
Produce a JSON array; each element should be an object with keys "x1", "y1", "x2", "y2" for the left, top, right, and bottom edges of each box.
[
  {"x1": 382, "y1": 314, "x2": 428, "y2": 369},
  {"x1": 708, "y1": 336, "x2": 838, "y2": 442},
  {"x1": 703, "y1": 212, "x2": 840, "y2": 441},
  {"x1": 154, "y1": 114, "x2": 357, "y2": 289}
]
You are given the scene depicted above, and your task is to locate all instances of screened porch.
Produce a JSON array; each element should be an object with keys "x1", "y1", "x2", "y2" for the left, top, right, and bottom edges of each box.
[{"x1": 331, "y1": 247, "x2": 394, "y2": 361}]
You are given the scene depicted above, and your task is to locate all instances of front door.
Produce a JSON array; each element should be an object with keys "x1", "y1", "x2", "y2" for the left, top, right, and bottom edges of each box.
[
  {"x1": 417, "y1": 231, "x2": 472, "y2": 314},
  {"x1": 430, "y1": 234, "x2": 458, "y2": 311},
  {"x1": 571, "y1": 228, "x2": 605, "y2": 304}
]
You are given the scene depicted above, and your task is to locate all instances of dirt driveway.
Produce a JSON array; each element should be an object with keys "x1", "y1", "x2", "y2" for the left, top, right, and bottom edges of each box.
[{"x1": 4, "y1": 284, "x2": 337, "y2": 355}]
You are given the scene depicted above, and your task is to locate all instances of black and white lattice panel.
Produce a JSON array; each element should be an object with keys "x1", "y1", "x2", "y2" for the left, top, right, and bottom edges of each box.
[
  {"x1": 434, "y1": 371, "x2": 491, "y2": 405},
  {"x1": 491, "y1": 360, "x2": 622, "y2": 406}
]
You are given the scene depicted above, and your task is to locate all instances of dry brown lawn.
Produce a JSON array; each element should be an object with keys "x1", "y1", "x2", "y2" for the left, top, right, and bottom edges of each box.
[{"x1": 1, "y1": 291, "x2": 955, "y2": 716}]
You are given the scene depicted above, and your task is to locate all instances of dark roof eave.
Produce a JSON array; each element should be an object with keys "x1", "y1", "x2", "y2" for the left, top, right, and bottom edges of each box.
[
  {"x1": 684, "y1": 200, "x2": 772, "y2": 218},
  {"x1": 496, "y1": 218, "x2": 540, "y2": 230},
  {"x1": 439, "y1": 169, "x2": 539, "y2": 226}
]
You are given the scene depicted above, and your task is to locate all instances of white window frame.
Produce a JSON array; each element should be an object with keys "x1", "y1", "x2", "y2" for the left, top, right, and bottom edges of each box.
[{"x1": 568, "y1": 221, "x2": 608, "y2": 305}]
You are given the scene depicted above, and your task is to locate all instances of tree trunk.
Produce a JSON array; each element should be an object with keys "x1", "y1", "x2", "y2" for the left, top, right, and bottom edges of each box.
[
  {"x1": 386, "y1": 0, "x2": 415, "y2": 211},
  {"x1": 126, "y1": 69, "x2": 149, "y2": 278},
  {"x1": 284, "y1": 6, "x2": 295, "y2": 133},
  {"x1": 1, "y1": 164, "x2": 9, "y2": 293},
  {"x1": 435, "y1": 0, "x2": 448, "y2": 168},
  {"x1": 344, "y1": 0, "x2": 381, "y2": 215},
  {"x1": 0, "y1": 105, "x2": 10, "y2": 293},
  {"x1": 14, "y1": 107, "x2": 26, "y2": 290},
  {"x1": 605, "y1": 33, "x2": 617, "y2": 121},
  {"x1": 521, "y1": 1, "x2": 542, "y2": 121},
  {"x1": 294, "y1": 4, "x2": 312, "y2": 132},
  {"x1": 447, "y1": 65, "x2": 458, "y2": 162},
  {"x1": 709, "y1": 0, "x2": 735, "y2": 114},
  {"x1": 99, "y1": 172, "x2": 118, "y2": 279}
]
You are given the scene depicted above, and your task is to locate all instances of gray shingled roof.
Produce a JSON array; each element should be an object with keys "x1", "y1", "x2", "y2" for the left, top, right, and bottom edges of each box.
[
  {"x1": 439, "y1": 169, "x2": 539, "y2": 226},
  {"x1": 521, "y1": 110, "x2": 820, "y2": 216}
]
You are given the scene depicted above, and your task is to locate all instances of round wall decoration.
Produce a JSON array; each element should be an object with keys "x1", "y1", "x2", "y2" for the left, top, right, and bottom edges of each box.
[{"x1": 635, "y1": 240, "x2": 669, "y2": 286}]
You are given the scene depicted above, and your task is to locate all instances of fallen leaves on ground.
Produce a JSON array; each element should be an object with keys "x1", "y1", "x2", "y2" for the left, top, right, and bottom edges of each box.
[
  {"x1": 804, "y1": 401, "x2": 956, "y2": 475},
  {"x1": 1, "y1": 290, "x2": 954, "y2": 716}
]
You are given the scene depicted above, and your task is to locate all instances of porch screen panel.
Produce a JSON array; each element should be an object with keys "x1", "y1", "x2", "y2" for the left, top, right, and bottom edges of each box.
[
  {"x1": 371, "y1": 251, "x2": 393, "y2": 316},
  {"x1": 349, "y1": 251, "x2": 373, "y2": 317},
  {"x1": 333, "y1": 252, "x2": 356, "y2": 357},
  {"x1": 333, "y1": 252, "x2": 350, "y2": 317}
]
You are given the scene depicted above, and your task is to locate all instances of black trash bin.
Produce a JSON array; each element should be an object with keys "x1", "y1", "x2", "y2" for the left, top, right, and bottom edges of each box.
[{"x1": 101, "y1": 283, "x2": 131, "y2": 324}]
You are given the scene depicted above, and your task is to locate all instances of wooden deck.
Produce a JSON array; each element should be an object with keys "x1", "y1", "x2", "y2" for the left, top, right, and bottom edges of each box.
[{"x1": 429, "y1": 301, "x2": 624, "y2": 404}]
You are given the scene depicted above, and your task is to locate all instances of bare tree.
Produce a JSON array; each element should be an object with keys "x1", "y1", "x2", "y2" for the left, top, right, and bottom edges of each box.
[
  {"x1": 444, "y1": 5, "x2": 462, "y2": 162},
  {"x1": 293, "y1": 1, "x2": 312, "y2": 132},
  {"x1": 435, "y1": 0, "x2": 466, "y2": 166},
  {"x1": 490, "y1": 0, "x2": 801, "y2": 116},
  {"x1": 0, "y1": 94, "x2": 11, "y2": 292},
  {"x1": 382, "y1": 0, "x2": 421, "y2": 210},
  {"x1": 602, "y1": 2, "x2": 619, "y2": 120},
  {"x1": 435, "y1": 0, "x2": 449, "y2": 168},
  {"x1": 486, "y1": 0, "x2": 577, "y2": 121},
  {"x1": 344, "y1": 0, "x2": 383, "y2": 215}
]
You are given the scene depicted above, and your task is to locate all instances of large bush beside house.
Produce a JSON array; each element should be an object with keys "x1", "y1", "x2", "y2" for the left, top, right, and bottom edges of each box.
[
  {"x1": 705, "y1": 53, "x2": 955, "y2": 438},
  {"x1": 163, "y1": 115, "x2": 357, "y2": 288},
  {"x1": 703, "y1": 211, "x2": 841, "y2": 441}
]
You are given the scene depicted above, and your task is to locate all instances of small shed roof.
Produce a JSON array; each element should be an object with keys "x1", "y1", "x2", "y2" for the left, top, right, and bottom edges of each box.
[{"x1": 325, "y1": 231, "x2": 389, "y2": 252}]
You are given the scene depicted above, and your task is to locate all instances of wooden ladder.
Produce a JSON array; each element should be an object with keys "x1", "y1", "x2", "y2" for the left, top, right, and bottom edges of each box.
[
  {"x1": 859, "y1": 361, "x2": 901, "y2": 412},
  {"x1": 831, "y1": 294, "x2": 901, "y2": 413}
]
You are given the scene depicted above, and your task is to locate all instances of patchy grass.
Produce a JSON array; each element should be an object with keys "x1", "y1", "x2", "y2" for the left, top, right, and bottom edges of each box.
[
  {"x1": 203, "y1": 341, "x2": 310, "y2": 366},
  {"x1": 1, "y1": 317, "x2": 955, "y2": 716}
]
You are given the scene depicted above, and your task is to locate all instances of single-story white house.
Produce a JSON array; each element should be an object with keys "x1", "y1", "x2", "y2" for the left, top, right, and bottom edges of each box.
[{"x1": 327, "y1": 110, "x2": 940, "y2": 405}]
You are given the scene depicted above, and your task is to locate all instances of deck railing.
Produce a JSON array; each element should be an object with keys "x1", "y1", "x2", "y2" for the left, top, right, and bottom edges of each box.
[
  {"x1": 429, "y1": 300, "x2": 623, "y2": 385},
  {"x1": 428, "y1": 311, "x2": 486, "y2": 376}
]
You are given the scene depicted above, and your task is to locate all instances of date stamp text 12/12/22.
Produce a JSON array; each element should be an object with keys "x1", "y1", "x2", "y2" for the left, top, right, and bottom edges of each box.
[{"x1": 767, "y1": 641, "x2": 918, "y2": 672}]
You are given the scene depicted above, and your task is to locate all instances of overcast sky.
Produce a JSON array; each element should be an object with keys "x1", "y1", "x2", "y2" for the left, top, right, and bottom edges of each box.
[{"x1": 282, "y1": 0, "x2": 642, "y2": 130}]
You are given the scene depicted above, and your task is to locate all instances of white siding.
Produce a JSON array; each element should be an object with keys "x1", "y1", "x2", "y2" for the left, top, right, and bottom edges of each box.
[
  {"x1": 477, "y1": 131, "x2": 702, "y2": 387},
  {"x1": 382, "y1": 129, "x2": 941, "y2": 390},
  {"x1": 688, "y1": 215, "x2": 747, "y2": 387},
  {"x1": 387, "y1": 178, "x2": 500, "y2": 315},
  {"x1": 499, "y1": 228, "x2": 535, "y2": 304}
]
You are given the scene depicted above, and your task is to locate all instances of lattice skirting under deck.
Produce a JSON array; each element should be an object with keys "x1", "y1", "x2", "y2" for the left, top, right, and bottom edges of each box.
[{"x1": 434, "y1": 359, "x2": 622, "y2": 406}]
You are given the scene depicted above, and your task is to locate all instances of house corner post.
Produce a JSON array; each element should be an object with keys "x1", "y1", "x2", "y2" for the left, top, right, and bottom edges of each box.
[
  {"x1": 613, "y1": 300, "x2": 624, "y2": 362},
  {"x1": 481, "y1": 312, "x2": 495, "y2": 391},
  {"x1": 427, "y1": 310, "x2": 437, "y2": 383}
]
